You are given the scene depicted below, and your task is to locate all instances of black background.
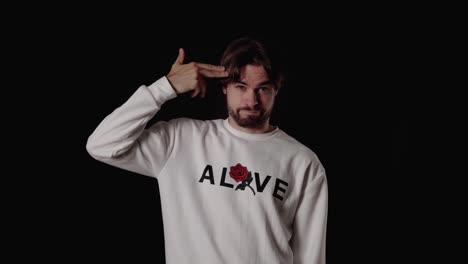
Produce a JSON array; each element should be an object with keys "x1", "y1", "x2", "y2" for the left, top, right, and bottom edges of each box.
[{"x1": 12, "y1": 8, "x2": 414, "y2": 263}]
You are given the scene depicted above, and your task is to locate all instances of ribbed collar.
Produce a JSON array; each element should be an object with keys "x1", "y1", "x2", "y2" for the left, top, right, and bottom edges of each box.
[{"x1": 223, "y1": 118, "x2": 281, "y2": 141}]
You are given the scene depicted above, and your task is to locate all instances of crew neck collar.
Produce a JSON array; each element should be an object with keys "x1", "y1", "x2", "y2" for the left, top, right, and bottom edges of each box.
[{"x1": 223, "y1": 118, "x2": 280, "y2": 141}]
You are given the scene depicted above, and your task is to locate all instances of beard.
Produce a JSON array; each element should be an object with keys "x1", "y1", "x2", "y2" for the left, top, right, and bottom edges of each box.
[{"x1": 228, "y1": 106, "x2": 271, "y2": 128}]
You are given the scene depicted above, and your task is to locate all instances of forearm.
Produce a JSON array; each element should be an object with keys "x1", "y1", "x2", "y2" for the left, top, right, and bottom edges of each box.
[
  {"x1": 86, "y1": 76, "x2": 177, "y2": 159},
  {"x1": 291, "y1": 174, "x2": 328, "y2": 264}
]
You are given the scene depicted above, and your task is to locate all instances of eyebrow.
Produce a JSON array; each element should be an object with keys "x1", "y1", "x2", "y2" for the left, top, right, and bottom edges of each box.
[{"x1": 237, "y1": 81, "x2": 273, "y2": 87}]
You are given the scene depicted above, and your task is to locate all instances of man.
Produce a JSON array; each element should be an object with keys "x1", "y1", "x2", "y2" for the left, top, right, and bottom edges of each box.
[{"x1": 86, "y1": 37, "x2": 328, "y2": 264}]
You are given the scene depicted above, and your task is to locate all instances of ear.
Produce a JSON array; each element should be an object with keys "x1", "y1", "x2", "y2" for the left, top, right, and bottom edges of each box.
[{"x1": 222, "y1": 87, "x2": 227, "y2": 95}]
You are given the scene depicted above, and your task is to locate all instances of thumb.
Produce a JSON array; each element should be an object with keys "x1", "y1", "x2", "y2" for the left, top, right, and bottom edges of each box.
[{"x1": 174, "y1": 48, "x2": 185, "y2": 65}]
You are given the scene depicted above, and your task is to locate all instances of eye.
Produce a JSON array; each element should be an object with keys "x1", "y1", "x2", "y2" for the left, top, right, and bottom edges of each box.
[
  {"x1": 235, "y1": 84, "x2": 246, "y2": 89},
  {"x1": 258, "y1": 87, "x2": 271, "y2": 93}
]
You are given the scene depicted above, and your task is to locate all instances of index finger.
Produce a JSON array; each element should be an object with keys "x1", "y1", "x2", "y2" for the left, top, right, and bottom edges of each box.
[
  {"x1": 199, "y1": 69, "x2": 229, "y2": 78},
  {"x1": 195, "y1": 63, "x2": 225, "y2": 71}
]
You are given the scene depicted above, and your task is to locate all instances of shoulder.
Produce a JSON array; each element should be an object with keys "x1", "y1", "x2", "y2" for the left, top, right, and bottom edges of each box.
[
  {"x1": 276, "y1": 130, "x2": 325, "y2": 178},
  {"x1": 276, "y1": 130, "x2": 319, "y2": 161},
  {"x1": 173, "y1": 118, "x2": 222, "y2": 129},
  {"x1": 148, "y1": 118, "x2": 223, "y2": 133}
]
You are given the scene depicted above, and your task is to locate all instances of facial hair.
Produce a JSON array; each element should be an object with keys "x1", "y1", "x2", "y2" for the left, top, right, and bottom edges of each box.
[{"x1": 228, "y1": 105, "x2": 271, "y2": 128}]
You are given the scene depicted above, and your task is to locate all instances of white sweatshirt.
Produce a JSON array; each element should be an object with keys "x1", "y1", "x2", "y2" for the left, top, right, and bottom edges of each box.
[{"x1": 86, "y1": 77, "x2": 328, "y2": 264}]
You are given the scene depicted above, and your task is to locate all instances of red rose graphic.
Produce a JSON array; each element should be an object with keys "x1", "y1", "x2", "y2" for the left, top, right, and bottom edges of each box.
[{"x1": 229, "y1": 163, "x2": 249, "y2": 182}]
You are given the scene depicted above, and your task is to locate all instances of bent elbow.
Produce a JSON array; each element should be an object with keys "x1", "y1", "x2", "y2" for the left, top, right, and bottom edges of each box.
[{"x1": 86, "y1": 135, "x2": 105, "y2": 159}]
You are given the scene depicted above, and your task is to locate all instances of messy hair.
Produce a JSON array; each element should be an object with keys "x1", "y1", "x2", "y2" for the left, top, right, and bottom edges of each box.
[{"x1": 220, "y1": 37, "x2": 284, "y2": 91}]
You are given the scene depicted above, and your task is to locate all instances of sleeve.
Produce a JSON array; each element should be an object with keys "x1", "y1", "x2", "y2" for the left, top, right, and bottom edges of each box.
[
  {"x1": 290, "y1": 163, "x2": 328, "y2": 264},
  {"x1": 86, "y1": 76, "x2": 178, "y2": 179}
]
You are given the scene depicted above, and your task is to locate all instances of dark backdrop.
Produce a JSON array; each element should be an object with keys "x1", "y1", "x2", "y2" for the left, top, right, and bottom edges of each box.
[{"x1": 20, "y1": 14, "x2": 411, "y2": 263}]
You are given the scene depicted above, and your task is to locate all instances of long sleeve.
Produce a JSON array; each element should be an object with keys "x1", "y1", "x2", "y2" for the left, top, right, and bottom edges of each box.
[
  {"x1": 290, "y1": 165, "x2": 328, "y2": 264},
  {"x1": 86, "y1": 76, "x2": 178, "y2": 178}
]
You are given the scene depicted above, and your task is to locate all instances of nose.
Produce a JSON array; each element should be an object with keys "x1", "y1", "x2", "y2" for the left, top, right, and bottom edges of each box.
[{"x1": 244, "y1": 89, "x2": 258, "y2": 107}]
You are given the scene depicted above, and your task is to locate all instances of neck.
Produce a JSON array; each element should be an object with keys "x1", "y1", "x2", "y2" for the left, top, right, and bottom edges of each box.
[{"x1": 227, "y1": 117, "x2": 275, "y2": 134}]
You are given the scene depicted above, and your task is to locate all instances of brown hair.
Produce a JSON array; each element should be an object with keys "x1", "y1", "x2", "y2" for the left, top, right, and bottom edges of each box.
[{"x1": 220, "y1": 37, "x2": 284, "y2": 91}]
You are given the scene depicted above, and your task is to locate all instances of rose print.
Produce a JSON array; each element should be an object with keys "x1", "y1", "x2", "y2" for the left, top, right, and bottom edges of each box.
[
  {"x1": 229, "y1": 163, "x2": 255, "y2": 195},
  {"x1": 229, "y1": 163, "x2": 249, "y2": 182}
]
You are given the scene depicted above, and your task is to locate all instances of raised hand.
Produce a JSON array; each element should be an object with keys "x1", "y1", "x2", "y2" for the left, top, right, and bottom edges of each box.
[{"x1": 166, "y1": 48, "x2": 229, "y2": 98}]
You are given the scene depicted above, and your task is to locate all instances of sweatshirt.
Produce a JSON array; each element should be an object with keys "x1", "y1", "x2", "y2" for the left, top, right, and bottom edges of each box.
[{"x1": 86, "y1": 76, "x2": 328, "y2": 264}]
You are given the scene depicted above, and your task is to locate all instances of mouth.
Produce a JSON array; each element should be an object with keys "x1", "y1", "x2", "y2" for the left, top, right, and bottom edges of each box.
[{"x1": 241, "y1": 110, "x2": 260, "y2": 114}]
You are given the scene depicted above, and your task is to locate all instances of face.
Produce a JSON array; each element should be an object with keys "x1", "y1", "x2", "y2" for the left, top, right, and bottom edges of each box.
[{"x1": 223, "y1": 64, "x2": 277, "y2": 129}]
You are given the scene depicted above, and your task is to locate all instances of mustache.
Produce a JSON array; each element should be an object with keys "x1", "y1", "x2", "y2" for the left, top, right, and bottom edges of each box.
[{"x1": 238, "y1": 106, "x2": 260, "y2": 111}]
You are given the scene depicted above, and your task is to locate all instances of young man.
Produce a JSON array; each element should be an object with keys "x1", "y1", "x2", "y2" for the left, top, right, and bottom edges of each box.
[{"x1": 86, "y1": 37, "x2": 328, "y2": 264}]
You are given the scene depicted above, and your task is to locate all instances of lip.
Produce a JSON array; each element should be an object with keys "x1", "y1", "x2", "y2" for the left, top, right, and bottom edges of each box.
[{"x1": 241, "y1": 110, "x2": 259, "y2": 114}]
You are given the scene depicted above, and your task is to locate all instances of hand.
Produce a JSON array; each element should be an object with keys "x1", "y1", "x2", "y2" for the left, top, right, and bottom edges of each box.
[{"x1": 166, "y1": 48, "x2": 228, "y2": 98}]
